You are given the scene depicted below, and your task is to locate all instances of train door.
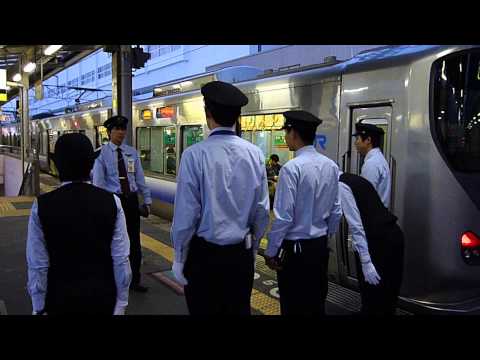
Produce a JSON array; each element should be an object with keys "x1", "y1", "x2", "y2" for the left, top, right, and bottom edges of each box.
[{"x1": 339, "y1": 105, "x2": 392, "y2": 287}]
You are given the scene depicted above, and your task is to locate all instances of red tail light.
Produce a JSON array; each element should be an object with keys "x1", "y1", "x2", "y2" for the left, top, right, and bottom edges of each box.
[{"x1": 461, "y1": 232, "x2": 480, "y2": 249}]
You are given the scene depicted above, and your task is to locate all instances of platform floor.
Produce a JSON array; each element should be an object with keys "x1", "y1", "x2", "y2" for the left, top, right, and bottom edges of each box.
[{"x1": 0, "y1": 173, "x2": 409, "y2": 315}]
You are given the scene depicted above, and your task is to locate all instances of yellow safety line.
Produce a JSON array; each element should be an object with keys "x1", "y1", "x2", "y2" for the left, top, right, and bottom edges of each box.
[
  {"x1": 1, "y1": 196, "x2": 35, "y2": 203},
  {"x1": 140, "y1": 232, "x2": 280, "y2": 315},
  {"x1": 0, "y1": 197, "x2": 33, "y2": 217},
  {"x1": 140, "y1": 233, "x2": 174, "y2": 262}
]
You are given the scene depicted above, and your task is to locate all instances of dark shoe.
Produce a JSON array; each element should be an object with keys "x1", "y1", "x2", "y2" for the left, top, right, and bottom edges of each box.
[{"x1": 130, "y1": 284, "x2": 149, "y2": 293}]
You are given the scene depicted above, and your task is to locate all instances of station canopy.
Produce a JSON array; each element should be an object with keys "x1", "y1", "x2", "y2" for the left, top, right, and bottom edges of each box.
[{"x1": 0, "y1": 45, "x2": 103, "y2": 102}]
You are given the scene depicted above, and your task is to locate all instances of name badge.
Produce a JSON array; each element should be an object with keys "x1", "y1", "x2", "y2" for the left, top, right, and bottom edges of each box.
[{"x1": 127, "y1": 159, "x2": 135, "y2": 173}]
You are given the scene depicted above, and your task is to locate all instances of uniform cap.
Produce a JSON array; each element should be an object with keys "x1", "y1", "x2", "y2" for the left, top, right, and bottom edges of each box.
[
  {"x1": 201, "y1": 81, "x2": 248, "y2": 108},
  {"x1": 104, "y1": 115, "x2": 128, "y2": 130},
  {"x1": 352, "y1": 121, "x2": 385, "y2": 137},
  {"x1": 281, "y1": 110, "x2": 323, "y2": 130}
]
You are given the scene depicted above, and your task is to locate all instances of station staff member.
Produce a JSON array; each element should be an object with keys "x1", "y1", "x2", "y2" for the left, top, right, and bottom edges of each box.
[
  {"x1": 339, "y1": 172, "x2": 404, "y2": 315},
  {"x1": 26, "y1": 133, "x2": 132, "y2": 315},
  {"x1": 264, "y1": 110, "x2": 342, "y2": 316},
  {"x1": 353, "y1": 121, "x2": 391, "y2": 208},
  {"x1": 92, "y1": 115, "x2": 152, "y2": 293},
  {"x1": 171, "y1": 80, "x2": 270, "y2": 315}
]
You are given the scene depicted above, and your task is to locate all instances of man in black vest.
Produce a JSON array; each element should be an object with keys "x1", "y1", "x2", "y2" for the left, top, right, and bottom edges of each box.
[
  {"x1": 339, "y1": 172, "x2": 404, "y2": 315},
  {"x1": 26, "y1": 133, "x2": 132, "y2": 315}
]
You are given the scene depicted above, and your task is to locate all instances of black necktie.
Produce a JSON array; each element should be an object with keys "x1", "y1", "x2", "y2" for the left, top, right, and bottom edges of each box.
[{"x1": 117, "y1": 148, "x2": 130, "y2": 196}]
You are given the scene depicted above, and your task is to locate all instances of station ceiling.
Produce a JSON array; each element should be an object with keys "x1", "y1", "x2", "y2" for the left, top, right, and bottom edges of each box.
[{"x1": 0, "y1": 45, "x2": 104, "y2": 102}]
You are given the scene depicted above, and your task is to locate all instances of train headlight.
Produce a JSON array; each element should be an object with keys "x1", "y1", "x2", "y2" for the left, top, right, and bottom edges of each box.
[{"x1": 461, "y1": 231, "x2": 480, "y2": 265}]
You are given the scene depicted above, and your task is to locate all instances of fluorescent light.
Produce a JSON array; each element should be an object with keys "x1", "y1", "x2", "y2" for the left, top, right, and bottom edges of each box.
[
  {"x1": 23, "y1": 62, "x2": 37, "y2": 73},
  {"x1": 12, "y1": 73, "x2": 21, "y2": 82},
  {"x1": 44, "y1": 45, "x2": 62, "y2": 56}
]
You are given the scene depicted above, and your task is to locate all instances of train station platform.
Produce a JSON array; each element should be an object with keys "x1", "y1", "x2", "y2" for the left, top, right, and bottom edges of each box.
[{"x1": 0, "y1": 173, "x2": 409, "y2": 316}]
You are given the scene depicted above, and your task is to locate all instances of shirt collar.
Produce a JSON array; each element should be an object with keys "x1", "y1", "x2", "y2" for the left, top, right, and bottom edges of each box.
[
  {"x1": 365, "y1": 147, "x2": 381, "y2": 161},
  {"x1": 61, "y1": 181, "x2": 91, "y2": 187},
  {"x1": 209, "y1": 125, "x2": 236, "y2": 136},
  {"x1": 295, "y1": 145, "x2": 316, "y2": 156},
  {"x1": 108, "y1": 141, "x2": 127, "y2": 152}
]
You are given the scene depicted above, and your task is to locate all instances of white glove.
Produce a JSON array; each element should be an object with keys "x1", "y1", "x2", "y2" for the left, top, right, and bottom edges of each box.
[
  {"x1": 113, "y1": 303, "x2": 126, "y2": 315},
  {"x1": 172, "y1": 261, "x2": 188, "y2": 286},
  {"x1": 361, "y1": 261, "x2": 381, "y2": 285}
]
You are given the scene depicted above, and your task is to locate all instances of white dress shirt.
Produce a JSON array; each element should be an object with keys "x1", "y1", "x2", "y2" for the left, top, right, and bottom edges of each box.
[
  {"x1": 26, "y1": 181, "x2": 132, "y2": 313},
  {"x1": 338, "y1": 181, "x2": 372, "y2": 263},
  {"x1": 361, "y1": 147, "x2": 391, "y2": 208},
  {"x1": 265, "y1": 145, "x2": 342, "y2": 258},
  {"x1": 171, "y1": 126, "x2": 270, "y2": 263}
]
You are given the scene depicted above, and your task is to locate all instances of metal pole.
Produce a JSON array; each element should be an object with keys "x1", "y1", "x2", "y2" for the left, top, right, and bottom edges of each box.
[
  {"x1": 112, "y1": 45, "x2": 133, "y2": 145},
  {"x1": 20, "y1": 54, "x2": 34, "y2": 196}
]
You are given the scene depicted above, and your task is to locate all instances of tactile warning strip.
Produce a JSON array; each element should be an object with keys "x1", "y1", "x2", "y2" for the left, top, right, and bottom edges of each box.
[{"x1": 0, "y1": 197, "x2": 34, "y2": 217}]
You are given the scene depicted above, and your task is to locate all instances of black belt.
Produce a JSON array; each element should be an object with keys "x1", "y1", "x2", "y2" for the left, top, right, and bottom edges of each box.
[
  {"x1": 116, "y1": 191, "x2": 137, "y2": 199},
  {"x1": 281, "y1": 236, "x2": 328, "y2": 254},
  {"x1": 191, "y1": 235, "x2": 248, "y2": 253}
]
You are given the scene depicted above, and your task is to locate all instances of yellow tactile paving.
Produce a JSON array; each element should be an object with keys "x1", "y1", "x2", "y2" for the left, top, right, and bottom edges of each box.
[
  {"x1": 0, "y1": 197, "x2": 33, "y2": 217},
  {"x1": 140, "y1": 233, "x2": 174, "y2": 262},
  {"x1": 140, "y1": 232, "x2": 280, "y2": 315},
  {"x1": 2, "y1": 196, "x2": 35, "y2": 203}
]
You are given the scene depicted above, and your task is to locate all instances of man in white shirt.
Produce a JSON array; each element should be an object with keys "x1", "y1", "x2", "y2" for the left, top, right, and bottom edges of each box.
[
  {"x1": 264, "y1": 110, "x2": 342, "y2": 316},
  {"x1": 171, "y1": 81, "x2": 269, "y2": 315},
  {"x1": 353, "y1": 121, "x2": 391, "y2": 208}
]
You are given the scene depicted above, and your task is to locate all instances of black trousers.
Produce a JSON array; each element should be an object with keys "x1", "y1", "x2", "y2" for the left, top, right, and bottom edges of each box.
[
  {"x1": 276, "y1": 236, "x2": 330, "y2": 316},
  {"x1": 183, "y1": 236, "x2": 254, "y2": 315},
  {"x1": 355, "y1": 224, "x2": 405, "y2": 316},
  {"x1": 120, "y1": 192, "x2": 142, "y2": 285}
]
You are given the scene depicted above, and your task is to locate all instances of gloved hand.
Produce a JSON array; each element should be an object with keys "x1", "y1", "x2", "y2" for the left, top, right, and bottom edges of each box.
[
  {"x1": 139, "y1": 204, "x2": 150, "y2": 218},
  {"x1": 32, "y1": 310, "x2": 47, "y2": 315},
  {"x1": 361, "y1": 261, "x2": 381, "y2": 285},
  {"x1": 113, "y1": 303, "x2": 126, "y2": 315},
  {"x1": 172, "y1": 261, "x2": 188, "y2": 286}
]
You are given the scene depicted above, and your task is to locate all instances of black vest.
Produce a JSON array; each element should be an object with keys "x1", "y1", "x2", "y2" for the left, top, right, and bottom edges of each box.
[
  {"x1": 339, "y1": 173, "x2": 397, "y2": 247},
  {"x1": 37, "y1": 182, "x2": 117, "y2": 313}
]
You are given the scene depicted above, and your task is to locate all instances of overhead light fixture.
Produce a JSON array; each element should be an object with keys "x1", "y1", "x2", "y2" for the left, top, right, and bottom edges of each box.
[
  {"x1": 44, "y1": 45, "x2": 63, "y2": 56},
  {"x1": 12, "y1": 73, "x2": 21, "y2": 82},
  {"x1": 23, "y1": 62, "x2": 37, "y2": 73}
]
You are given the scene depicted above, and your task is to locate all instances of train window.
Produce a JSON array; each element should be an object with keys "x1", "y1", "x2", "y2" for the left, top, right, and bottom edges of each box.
[
  {"x1": 241, "y1": 130, "x2": 253, "y2": 142},
  {"x1": 151, "y1": 127, "x2": 164, "y2": 173},
  {"x1": 253, "y1": 131, "x2": 271, "y2": 157},
  {"x1": 163, "y1": 127, "x2": 177, "y2": 176},
  {"x1": 432, "y1": 51, "x2": 480, "y2": 172},
  {"x1": 272, "y1": 130, "x2": 290, "y2": 165},
  {"x1": 182, "y1": 125, "x2": 204, "y2": 152},
  {"x1": 137, "y1": 127, "x2": 151, "y2": 172},
  {"x1": 240, "y1": 114, "x2": 294, "y2": 165},
  {"x1": 136, "y1": 126, "x2": 177, "y2": 178}
]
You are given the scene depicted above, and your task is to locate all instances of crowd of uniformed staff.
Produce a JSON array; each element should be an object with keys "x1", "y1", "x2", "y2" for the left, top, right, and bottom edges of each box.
[{"x1": 25, "y1": 80, "x2": 404, "y2": 316}]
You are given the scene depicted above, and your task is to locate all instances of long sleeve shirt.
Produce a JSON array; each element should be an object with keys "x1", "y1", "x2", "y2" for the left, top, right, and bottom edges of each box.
[
  {"x1": 26, "y1": 182, "x2": 132, "y2": 313},
  {"x1": 171, "y1": 126, "x2": 270, "y2": 263},
  {"x1": 338, "y1": 181, "x2": 372, "y2": 263},
  {"x1": 266, "y1": 145, "x2": 342, "y2": 258},
  {"x1": 92, "y1": 141, "x2": 152, "y2": 204},
  {"x1": 360, "y1": 148, "x2": 391, "y2": 208}
]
